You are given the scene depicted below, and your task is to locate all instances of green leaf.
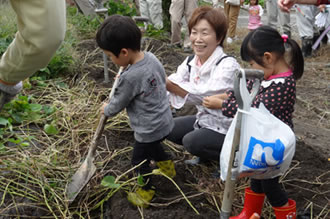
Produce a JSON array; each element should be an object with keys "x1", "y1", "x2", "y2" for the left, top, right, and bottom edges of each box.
[
  {"x1": 101, "y1": 175, "x2": 120, "y2": 188},
  {"x1": 29, "y1": 104, "x2": 42, "y2": 112},
  {"x1": 20, "y1": 142, "x2": 30, "y2": 147},
  {"x1": 27, "y1": 113, "x2": 42, "y2": 121},
  {"x1": 36, "y1": 81, "x2": 47, "y2": 87},
  {"x1": 23, "y1": 80, "x2": 32, "y2": 89},
  {"x1": 0, "y1": 143, "x2": 6, "y2": 152},
  {"x1": 44, "y1": 124, "x2": 59, "y2": 135},
  {"x1": 43, "y1": 105, "x2": 56, "y2": 115},
  {"x1": 56, "y1": 81, "x2": 68, "y2": 89},
  {"x1": 137, "y1": 174, "x2": 145, "y2": 186},
  {"x1": 8, "y1": 138, "x2": 20, "y2": 144},
  {"x1": 11, "y1": 113, "x2": 22, "y2": 123},
  {"x1": 0, "y1": 117, "x2": 9, "y2": 126},
  {"x1": 18, "y1": 95, "x2": 28, "y2": 102}
]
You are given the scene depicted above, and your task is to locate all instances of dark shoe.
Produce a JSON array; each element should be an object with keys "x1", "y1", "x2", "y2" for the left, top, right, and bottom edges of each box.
[
  {"x1": 0, "y1": 90, "x2": 16, "y2": 111},
  {"x1": 0, "y1": 81, "x2": 22, "y2": 112},
  {"x1": 301, "y1": 38, "x2": 313, "y2": 58},
  {"x1": 312, "y1": 34, "x2": 321, "y2": 50},
  {"x1": 212, "y1": 168, "x2": 220, "y2": 179}
]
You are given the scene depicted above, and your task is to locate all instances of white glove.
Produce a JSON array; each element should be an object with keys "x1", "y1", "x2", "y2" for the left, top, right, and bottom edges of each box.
[{"x1": 315, "y1": 12, "x2": 328, "y2": 28}]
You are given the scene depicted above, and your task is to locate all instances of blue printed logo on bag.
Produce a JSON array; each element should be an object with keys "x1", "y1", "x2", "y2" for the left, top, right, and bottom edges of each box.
[{"x1": 243, "y1": 137, "x2": 285, "y2": 169}]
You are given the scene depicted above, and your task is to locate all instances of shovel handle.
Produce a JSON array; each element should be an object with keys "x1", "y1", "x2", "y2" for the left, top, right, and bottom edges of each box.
[
  {"x1": 86, "y1": 67, "x2": 124, "y2": 158},
  {"x1": 236, "y1": 69, "x2": 264, "y2": 80}
]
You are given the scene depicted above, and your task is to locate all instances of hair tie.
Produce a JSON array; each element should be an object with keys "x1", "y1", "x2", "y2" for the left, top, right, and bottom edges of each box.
[{"x1": 282, "y1": 34, "x2": 288, "y2": 43}]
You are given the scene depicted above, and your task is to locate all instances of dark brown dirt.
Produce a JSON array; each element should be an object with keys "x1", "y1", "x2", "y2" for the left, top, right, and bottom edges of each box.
[{"x1": 78, "y1": 34, "x2": 329, "y2": 219}]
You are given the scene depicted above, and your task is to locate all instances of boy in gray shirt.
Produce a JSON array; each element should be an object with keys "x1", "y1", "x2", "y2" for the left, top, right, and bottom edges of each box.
[{"x1": 96, "y1": 15, "x2": 175, "y2": 207}]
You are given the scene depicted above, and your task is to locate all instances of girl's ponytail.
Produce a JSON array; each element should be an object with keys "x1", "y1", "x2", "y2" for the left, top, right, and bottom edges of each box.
[{"x1": 286, "y1": 38, "x2": 304, "y2": 80}]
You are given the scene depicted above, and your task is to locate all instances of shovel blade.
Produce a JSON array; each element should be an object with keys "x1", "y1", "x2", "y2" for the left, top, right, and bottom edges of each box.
[{"x1": 66, "y1": 159, "x2": 97, "y2": 203}]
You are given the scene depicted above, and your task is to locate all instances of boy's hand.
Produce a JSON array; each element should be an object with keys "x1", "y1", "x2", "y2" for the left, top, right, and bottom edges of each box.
[{"x1": 100, "y1": 102, "x2": 108, "y2": 115}]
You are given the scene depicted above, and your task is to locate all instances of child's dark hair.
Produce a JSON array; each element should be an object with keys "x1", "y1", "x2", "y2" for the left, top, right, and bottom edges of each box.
[
  {"x1": 96, "y1": 15, "x2": 141, "y2": 57},
  {"x1": 241, "y1": 26, "x2": 304, "y2": 80}
]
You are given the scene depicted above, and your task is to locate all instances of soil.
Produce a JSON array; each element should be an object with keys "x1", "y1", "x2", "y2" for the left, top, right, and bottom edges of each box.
[{"x1": 74, "y1": 32, "x2": 329, "y2": 219}]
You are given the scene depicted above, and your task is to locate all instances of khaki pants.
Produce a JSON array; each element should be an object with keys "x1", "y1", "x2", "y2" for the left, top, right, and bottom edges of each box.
[
  {"x1": 169, "y1": 0, "x2": 198, "y2": 47},
  {"x1": 0, "y1": 0, "x2": 66, "y2": 84},
  {"x1": 224, "y1": 3, "x2": 240, "y2": 38}
]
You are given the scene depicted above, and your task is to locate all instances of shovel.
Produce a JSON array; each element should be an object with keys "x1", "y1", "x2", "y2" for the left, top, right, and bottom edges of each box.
[
  {"x1": 66, "y1": 66, "x2": 124, "y2": 203},
  {"x1": 220, "y1": 68, "x2": 264, "y2": 219}
]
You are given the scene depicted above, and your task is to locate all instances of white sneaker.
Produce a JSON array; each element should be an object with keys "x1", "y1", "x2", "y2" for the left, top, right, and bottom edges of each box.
[{"x1": 226, "y1": 37, "x2": 233, "y2": 44}]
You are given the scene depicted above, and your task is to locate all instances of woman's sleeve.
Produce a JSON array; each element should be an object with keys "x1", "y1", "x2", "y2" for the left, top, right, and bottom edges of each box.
[
  {"x1": 167, "y1": 57, "x2": 191, "y2": 108},
  {"x1": 167, "y1": 57, "x2": 190, "y2": 85}
]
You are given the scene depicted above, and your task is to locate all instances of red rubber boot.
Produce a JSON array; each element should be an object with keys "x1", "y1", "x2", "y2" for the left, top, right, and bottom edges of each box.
[
  {"x1": 230, "y1": 188, "x2": 265, "y2": 219},
  {"x1": 273, "y1": 199, "x2": 296, "y2": 219}
]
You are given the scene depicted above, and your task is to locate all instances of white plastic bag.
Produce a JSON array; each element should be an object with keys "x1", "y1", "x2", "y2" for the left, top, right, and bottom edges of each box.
[
  {"x1": 220, "y1": 113, "x2": 239, "y2": 181},
  {"x1": 220, "y1": 69, "x2": 295, "y2": 181},
  {"x1": 221, "y1": 104, "x2": 296, "y2": 180},
  {"x1": 238, "y1": 104, "x2": 295, "y2": 179}
]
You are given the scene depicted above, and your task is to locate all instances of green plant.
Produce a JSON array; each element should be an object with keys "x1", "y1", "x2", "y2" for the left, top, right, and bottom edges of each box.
[
  {"x1": 0, "y1": 37, "x2": 14, "y2": 55},
  {"x1": 0, "y1": 2, "x2": 16, "y2": 56},
  {"x1": 245, "y1": 0, "x2": 265, "y2": 7},
  {"x1": 105, "y1": 0, "x2": 137, "y2": 16},
  {"x1": 35, "y1": 44, "x2": 74, "y2": 80},
  {"x1": 67, "y1": 6, "x2": 101, "y2": 39},
  {"x1": 0, "y1": 95, "x2": 56, "y2": 125},
  {"x1": 144, "y1": 25, "x2": 169, "y2": 41}
]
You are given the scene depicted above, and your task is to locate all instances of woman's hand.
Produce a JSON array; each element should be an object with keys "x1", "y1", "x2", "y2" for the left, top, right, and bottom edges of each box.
[{"x1": 166, "y1": 78, "x2": 188, "y2": 98}]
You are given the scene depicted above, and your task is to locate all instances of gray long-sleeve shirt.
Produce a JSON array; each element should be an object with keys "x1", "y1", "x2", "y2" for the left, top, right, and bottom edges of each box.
[{"x1": 104, "y1": 52, "x2": 174, "y2": 143}]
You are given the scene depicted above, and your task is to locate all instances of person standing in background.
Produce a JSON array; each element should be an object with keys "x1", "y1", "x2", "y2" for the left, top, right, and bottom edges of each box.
[
  {"x1": 139, "y1": 0, "x2": 163, "y2": 29},
  {"x1": 295, "y1": 4, "x2": 320, "y2": 57},
  {"x1": 266, "y1": 0, "x2": 292, "y2": 37},
  {"x1": 0, "y1": 0, "x2": 66, "y2": 111},
  {"x1": 169, "y1": 0, "x2": 198, "y2": 52},
  {"x1": 278, "y1": 0, "x2": 330, "y2": 12},
  {"x1": 213, "y1": 0, "x2": 245, "y2": 44},
  {"x1": 244, "y1": 0, "x2": 264, "y2": 31}
]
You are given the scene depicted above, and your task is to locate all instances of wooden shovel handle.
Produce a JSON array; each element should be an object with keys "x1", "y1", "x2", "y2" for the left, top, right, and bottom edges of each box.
[{"x1": 86, "y1": 66, "x2": 124, "y2": 159}]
